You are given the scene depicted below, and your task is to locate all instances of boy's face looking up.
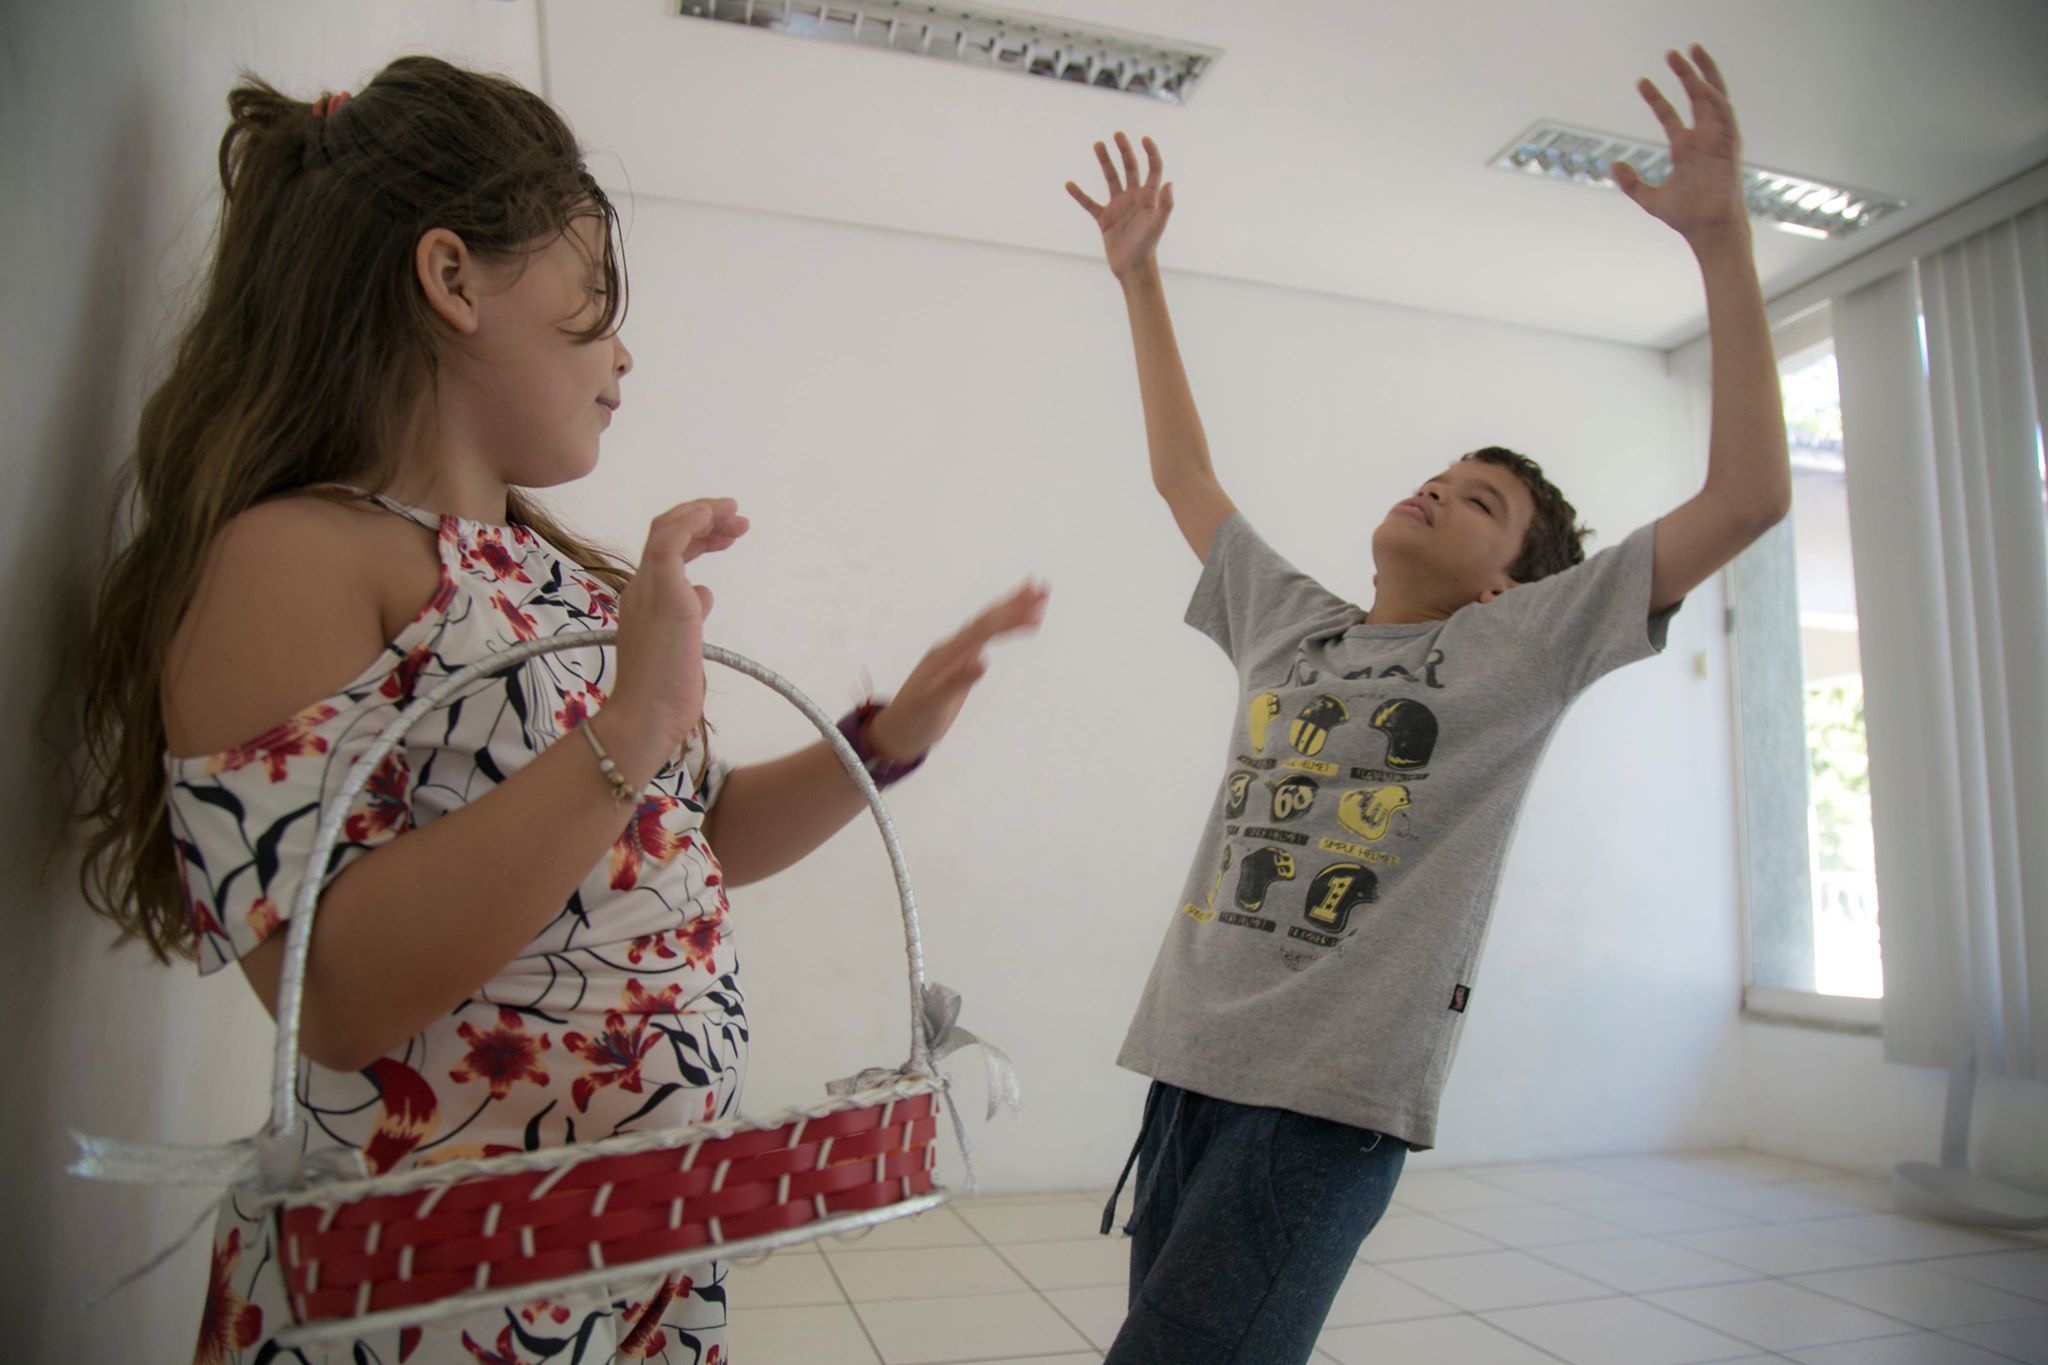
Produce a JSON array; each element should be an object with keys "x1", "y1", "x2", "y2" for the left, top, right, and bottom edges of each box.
[{"x1": 1370, "y1": 456, "x2": 1538, "y2": 612}]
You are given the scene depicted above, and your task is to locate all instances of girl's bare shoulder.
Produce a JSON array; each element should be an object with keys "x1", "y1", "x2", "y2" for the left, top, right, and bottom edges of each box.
[{"x1": 161, "y1": 492, "x2": 442, "y2": 758}]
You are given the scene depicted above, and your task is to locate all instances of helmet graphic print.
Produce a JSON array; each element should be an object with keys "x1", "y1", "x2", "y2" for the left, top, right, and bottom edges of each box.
[
  {"x1": 1234, "y1": 846, "x2": 1297, "y2": 913},
  {"x1": 1287, "y1": 694, "x2": 1350, "y2": 757},
  {"x1": 1224, "y1": 771, "x2": 1254, "y2": 819},
  {"x1": 1369, "y1": 698, "x2": 1439, "y2": 770},
  {"x1": 1303, "y1": 861, "x2": 1377, "y2": 933},
  {"x1": 1337, "y1": 785, "x2": 1411, "y2": 841}
]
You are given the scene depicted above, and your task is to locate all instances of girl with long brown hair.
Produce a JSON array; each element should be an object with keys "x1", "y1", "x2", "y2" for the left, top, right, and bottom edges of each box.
[{"x1": 74, "y1": 55, "x2": 1045, "y2": 1363}]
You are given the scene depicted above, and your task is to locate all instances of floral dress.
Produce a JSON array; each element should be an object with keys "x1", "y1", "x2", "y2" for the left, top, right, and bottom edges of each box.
[{"x1": 169, "y1": 488, "x2": 742, "y2": 1365}]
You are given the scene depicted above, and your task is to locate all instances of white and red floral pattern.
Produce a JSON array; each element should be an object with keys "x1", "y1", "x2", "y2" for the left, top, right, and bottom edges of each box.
[{"x1": 167, "y1": 492, "x2": 741, "y2": 1362}]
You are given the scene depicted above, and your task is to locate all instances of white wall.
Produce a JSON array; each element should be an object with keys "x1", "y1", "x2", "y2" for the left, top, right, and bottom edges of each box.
[
  {"x1": 5, "y1": 2, "x2": 1749, "y2": 1356},
  {"x1": 1743, "y1": 1021, "x2": 2048, "y2": 1191},
  {"x1": 545, "y1": 193, "x2": 1745, "y2": 1190}
]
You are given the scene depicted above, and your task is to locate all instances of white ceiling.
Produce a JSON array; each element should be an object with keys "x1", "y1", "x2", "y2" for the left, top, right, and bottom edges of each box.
[{"x1": 548, "y1": 0, "x2": 2048, "y2": 350}]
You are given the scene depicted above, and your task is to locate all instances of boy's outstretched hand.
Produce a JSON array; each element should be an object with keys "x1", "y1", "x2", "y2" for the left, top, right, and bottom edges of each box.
[
  {"x1": 1615, "y1": 44, "x2": 1747, "y2": 246},
  {"x1": 1067, "y1": 132, "x2": 1174, "y2": 280}
]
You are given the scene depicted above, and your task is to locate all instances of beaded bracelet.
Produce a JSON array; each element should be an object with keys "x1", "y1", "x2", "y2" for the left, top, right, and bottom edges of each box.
[{"x1": 580, "y1": 715, "x2": 637, "y2": 810}]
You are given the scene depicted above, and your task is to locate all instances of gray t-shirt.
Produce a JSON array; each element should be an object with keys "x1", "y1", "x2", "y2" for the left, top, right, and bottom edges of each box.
[{"x1": 1116, "y1": 512, "x2": 1679, "y2": 1149}]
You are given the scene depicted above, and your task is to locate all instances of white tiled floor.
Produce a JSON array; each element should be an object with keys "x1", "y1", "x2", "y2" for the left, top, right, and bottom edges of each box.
[{"x1": 723, "y1": 1150, "x2": 2048, "y2": 1363}]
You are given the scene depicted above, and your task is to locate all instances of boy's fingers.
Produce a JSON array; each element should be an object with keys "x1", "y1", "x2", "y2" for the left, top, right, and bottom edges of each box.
[
  {"x1": 1665, "y1": 49, "x2": 1712, "y2": 114},
  {"x1": 1094, "y1": 140, "x2": 1123, "y2": 195},
  {"x1": 1066, "y1": 181, "x2": 1105, "y2": 219},
  {"x1": 1612, "y1": 161, "x2": 1654, "y2": 207},
  {"x1": 1692, "y1": 44, "x2": 1729, "y2": 96},
  {"x1": 1116, "y1": 131, "x2": 1142, "y2": 189},
  {"x1": 1143, "y1": 135, "x2": 1164, "y2": 188},
  {"x1": 1638, "y1": 77, "x2": 1686, "y2": 141}
]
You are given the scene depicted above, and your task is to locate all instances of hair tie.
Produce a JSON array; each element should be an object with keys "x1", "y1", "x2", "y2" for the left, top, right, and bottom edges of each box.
[{"x1": 311, "y1": 90, "x2": 351, "y2": 118}]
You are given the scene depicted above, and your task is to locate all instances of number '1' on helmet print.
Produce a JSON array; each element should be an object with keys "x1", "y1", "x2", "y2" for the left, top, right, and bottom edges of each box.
[
  {"x1": 1288, "y1": 694, "x2": 1350, "y2": 757},
  {"x1": 1304, "y1": 862, "x2": 1377, "y2": 933},
  {"x1": 1369, "y1": 698, "x2": 1438, "y2": 770}
]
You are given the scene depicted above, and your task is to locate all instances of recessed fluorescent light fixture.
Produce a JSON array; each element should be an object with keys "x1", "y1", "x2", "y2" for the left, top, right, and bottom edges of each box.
[
  {"x1": 1490, "y1": 123, "x2": 1907, "y2": 240},
  {"x1": 676, "y1": 0, "x2": 1221, "y2": 103}
]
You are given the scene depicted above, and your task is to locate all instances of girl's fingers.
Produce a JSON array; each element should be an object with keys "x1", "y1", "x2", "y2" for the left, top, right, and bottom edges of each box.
[
  {"x1": 1066, "y1": 181, "x2": 1105, "y2": 219},
  {"x1": 971, "y1": 584, "x2": 1050, "y2": 640},
  {"x1": 1143, "y1": 135, "x2": 1164, "y2": 189},
  {"x1": 1116, "y1": 131, "x2": 1142, "y2": 190},
  {"x1": 682, "y1": 532, "x2": 743, "y2": 562},
  {"x1": 1637, "y1": 77, "x2": 1687, "y2": 141},
  {"x1": 1094, "y1": 140, "x2": 1123, "y2": 195}
]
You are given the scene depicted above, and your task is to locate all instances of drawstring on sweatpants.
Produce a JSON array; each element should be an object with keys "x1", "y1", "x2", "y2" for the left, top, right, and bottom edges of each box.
[{"x1": 1100, "y1": 1082, "x2": 1185, "y2": 1236}]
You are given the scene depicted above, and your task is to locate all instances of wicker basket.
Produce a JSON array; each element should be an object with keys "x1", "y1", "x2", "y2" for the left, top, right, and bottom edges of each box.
[{"x1": 78, "y1": 633, "x2": 985, "y2": 1347}]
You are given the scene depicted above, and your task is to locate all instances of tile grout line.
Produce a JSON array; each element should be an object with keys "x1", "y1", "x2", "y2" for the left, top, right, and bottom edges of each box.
[
  {"x1": 1925, "y1": 1320, "x2": 2044, "y2": 1365},
  {"x1": 813, "y1": 1239, "x2": 891, "y2": 1365},
  {"x1": 777, "y1": 1158, "x2": 2041, "y2": 1365},
  {"x1": 947, "y1": 1196, "x2": 1111, "y2": 1362}
]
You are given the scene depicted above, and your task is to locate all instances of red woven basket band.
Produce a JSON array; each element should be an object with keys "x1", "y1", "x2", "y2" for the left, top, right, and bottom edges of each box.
[
  {"x1": 288, "y1": 1165, "x2": 937, "y2": 1321},
  {"x1": 281, "y1": 1109, "x2": 936, "y2": 1260},
  {"x1": 279, "y1": 1096, "x2": 940, "y2": 1326}
]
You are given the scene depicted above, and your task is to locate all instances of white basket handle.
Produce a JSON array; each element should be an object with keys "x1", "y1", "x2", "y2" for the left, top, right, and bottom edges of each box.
[{"x1": 266, "y1": 633, "x2": 934, "y2": 1140}]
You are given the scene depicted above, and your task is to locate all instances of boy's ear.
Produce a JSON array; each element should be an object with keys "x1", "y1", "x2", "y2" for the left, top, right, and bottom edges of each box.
[{"x1": 415, "y1": 228, "x2": 481, "y2": 335}]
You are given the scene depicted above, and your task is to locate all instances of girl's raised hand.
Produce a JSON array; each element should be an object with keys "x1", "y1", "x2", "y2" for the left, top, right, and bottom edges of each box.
[
  {"x1": 611, "y1": 498, "x2": 750, "y2": 755},
  {"x1": 866, "y1": 581, "x2": 1051, "y2": 762},
  {"x1": 1067, "y1": 132, "x2": 1174, "y2": 281},
  {"x1": 1614, "y1": 45, "x2": 1746, "y2": 245}
]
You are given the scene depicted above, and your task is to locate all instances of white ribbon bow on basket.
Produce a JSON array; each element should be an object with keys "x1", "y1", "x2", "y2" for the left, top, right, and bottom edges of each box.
[{"x1": 829, "y1": 982, "x2": 1023, "y2": 1120}]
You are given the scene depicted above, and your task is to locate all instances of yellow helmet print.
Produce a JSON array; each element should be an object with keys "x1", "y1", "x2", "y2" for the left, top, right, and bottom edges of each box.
[
  {"x1": 1248, "y1": 692, "x2": 1281, "y2": 753},
  {"x1": 1337, "y1": 785, "x2": 1412, "y2": 841},
  {"x1": 1287, "y1": 694, "x2": 1350, "y2": 757}
]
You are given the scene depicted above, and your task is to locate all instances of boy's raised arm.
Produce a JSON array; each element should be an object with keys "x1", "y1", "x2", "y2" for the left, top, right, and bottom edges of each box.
[
  {"x1": 1070, "y1": 133, "x2": 1238, "y2": 562},
  {"x1": 1619, "y1": 46, "x2": 1793, "y2": 613}
]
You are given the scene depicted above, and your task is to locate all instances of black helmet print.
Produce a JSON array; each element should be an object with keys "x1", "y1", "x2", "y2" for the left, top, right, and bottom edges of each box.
[
  {"x1": 1303, "y1": 861, "x2": 1377, "y2": 933},
  {"x1": 1266, "y1": 773, "x2": 1319, "y2": 821},
  {"x1": 1369, "y1": 698, "x2": 1438, "y2": 770},
  {"x1": 1224, "y1": 771, "x2": 1254, "y2": 820},
  {"x1": 1235, "y1": 846, "x2": 1298, "y2": 914}
]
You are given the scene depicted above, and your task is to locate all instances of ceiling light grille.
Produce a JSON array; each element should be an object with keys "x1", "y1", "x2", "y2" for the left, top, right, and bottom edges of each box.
[
  {"x1": 677, "y1": 0, "x2": 1221, "y2": 103},
  {"x1": 1491, "y1": 123, "x2": 1907, "y2": 240}
]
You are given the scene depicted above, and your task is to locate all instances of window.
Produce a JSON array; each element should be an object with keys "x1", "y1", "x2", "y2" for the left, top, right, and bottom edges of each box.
[
  {"x1": 1782, "y1": 344, "x2": 1881, "y2": 999},
  {"x1": 1728, "y1": 311, "x2": 1882, "y2": 1028}
]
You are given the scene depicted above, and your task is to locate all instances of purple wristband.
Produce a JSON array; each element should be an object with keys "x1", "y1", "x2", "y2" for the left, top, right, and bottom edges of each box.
[{"x1": 837, "y1": 700, "x2": 926, "y2": 788}]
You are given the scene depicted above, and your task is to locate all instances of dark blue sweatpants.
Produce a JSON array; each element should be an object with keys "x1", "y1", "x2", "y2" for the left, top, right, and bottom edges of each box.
[{"x1": 1100, "y1": 1081, "x2": 1407, "y2": 1365}]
